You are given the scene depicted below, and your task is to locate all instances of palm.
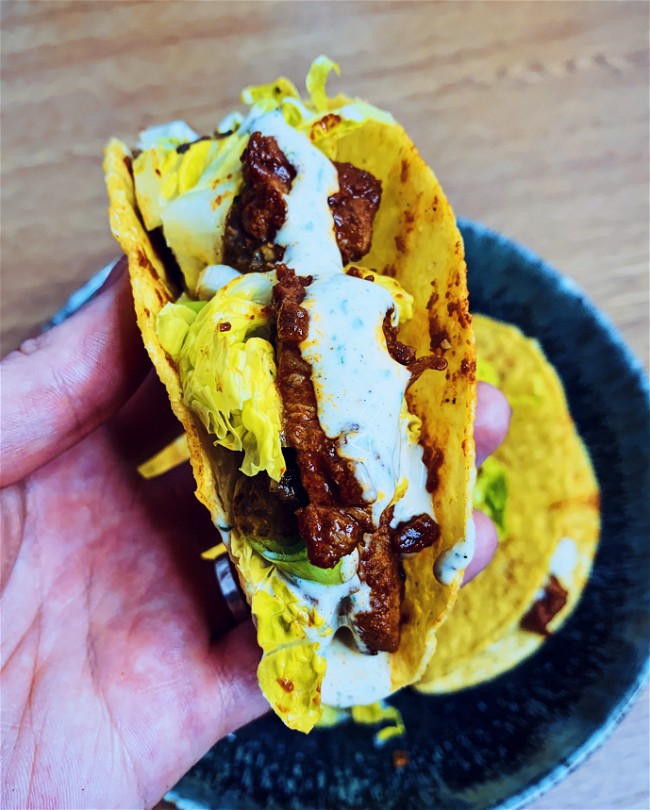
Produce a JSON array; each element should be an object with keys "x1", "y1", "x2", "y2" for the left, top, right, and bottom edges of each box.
[
  {"x1": 1, "y1": 272, "x2": 265, "y2": 808},
  {"x1": 2, "y1": 421, "x2": 263, "y2": 808}
]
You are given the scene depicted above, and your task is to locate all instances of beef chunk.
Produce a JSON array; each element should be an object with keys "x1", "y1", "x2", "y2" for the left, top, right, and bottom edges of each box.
[
  {"x1": 391, "y1": 514, "x2": 440, "y2": 555},
  {"x1": 354, "y1": 527, "x2": 403, "y2": 653},
  {"x1": 273, "y1": 265, "x2": 366, "y2": 510},
  {"x1": 521, "y1": 575, "x2": 568, "y2": 636},
  {"x1": 223, "y1": 132, "x2": 295, "y2": 273},
  {"x1": 329, "y1": 162, "x2": 382, "y2": 264},
  {"x1": 232, "y1": 470, "x2": 302, "y2": 543},
  {"x1": 297, "y1": 504, "x2": 362, "y2": 568}
]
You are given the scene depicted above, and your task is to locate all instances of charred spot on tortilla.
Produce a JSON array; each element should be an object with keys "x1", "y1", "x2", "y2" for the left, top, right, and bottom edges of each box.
[{"x1": 520, "y1": 575, "x2": 568, "y2": 636}]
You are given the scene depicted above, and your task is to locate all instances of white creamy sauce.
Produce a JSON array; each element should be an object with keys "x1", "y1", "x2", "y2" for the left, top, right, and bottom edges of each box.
[
  {"x1": 247, "y1": 110, "x2": 342, "y2": 278},
  {"x1": 137, "y1": 120, "x2": 199, "y2": 150},
  {"x1": 391, "y1": 417, "x2": 436, "y2": 529},
  {"x1": 549, "y1": 537, "x2": 578, "y2": 580},
  {"x1": 303, "y1": 276, "x2": 410, "y2": 522},
  {"x1": 251, "y1": 111, "x2": 415, "y2": 527},
  {"x1": 434, "y1": 517, "x2": 476, "y2": 586},
  {"x1": 196, "y1": 264, "x2": 241, "y2": 300},
  {"x1": 337, "y1": 548, "x2": 361, "y2": 582},
  {"x1": 288, "y1": 573, "x2": 357, "y2": 636},
  {"x1": 321, "y1": 636, "x2": 393, "y2": 708}
]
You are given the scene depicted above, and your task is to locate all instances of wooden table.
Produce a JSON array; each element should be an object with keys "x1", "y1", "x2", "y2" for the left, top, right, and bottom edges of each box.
[{"x1": 2, "y1": 2, "x2": 648, "y2": 808}]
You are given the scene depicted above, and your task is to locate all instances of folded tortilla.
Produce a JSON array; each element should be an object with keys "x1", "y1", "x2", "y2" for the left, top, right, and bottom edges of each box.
[
  {"x1": 417, "y1": 314, "x2": 600, "y2": 693},
  {"x1": 105, "y1": 58, "x2": 476, "y2": 731}
]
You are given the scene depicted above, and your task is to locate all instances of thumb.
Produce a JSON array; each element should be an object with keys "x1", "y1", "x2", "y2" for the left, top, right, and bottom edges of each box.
[{"x1": 0, "y1": 259, "x2": 149, "y2": 487}]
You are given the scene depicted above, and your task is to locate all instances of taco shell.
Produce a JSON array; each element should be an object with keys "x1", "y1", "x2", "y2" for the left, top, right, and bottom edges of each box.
[
  {"x1": 105, "y1": 60, "x2": 476, "y2": 731},
  {"x1": 417, "y1": 314, "x2": 600, "y2": 693}
]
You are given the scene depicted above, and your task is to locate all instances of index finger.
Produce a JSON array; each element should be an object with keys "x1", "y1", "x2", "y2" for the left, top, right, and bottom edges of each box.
[{"x1": 475, "y1": 381, "x2": 511, "y2": 467}]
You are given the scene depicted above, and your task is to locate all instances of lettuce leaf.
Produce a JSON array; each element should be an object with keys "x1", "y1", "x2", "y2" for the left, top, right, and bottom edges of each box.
[
  {"x1": 473, "y1": 456, "x2": 508, "y2": 537},
  {"x1": 230, "y1": 531, "x2": 329, "y2": 732},
  {"x1": 157, "y1": 274, "x2": 284, "y2": 481}
]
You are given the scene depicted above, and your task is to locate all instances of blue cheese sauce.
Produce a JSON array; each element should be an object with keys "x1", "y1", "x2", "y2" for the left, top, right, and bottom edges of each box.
[
  {"x1": 196, "y1": 264, "x2": 242, "y2": 300},
  {"x1": 391, "y1": 415, "x2": 436, "y2": 530},
  {"x1": 287, "y1": 569, "x2": 393, "y2": 707},
  {"x1": 549, "y1": 537, "x2": 578, "y2": 580},
  {"x1": 252, "y1": 111, "x2": 413, "y2": 527},
  {"x1": 434, "y1": 517, "x2": 476, "y2": 586}
]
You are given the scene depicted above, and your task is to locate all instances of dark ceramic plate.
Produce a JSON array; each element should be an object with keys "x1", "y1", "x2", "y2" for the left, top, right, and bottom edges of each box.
[
  {"x1": 51, "y1": 221, "x2": 648, "y2": 810},
  {"x1": 158, "y1": 220, "x2": 649, "y2": 810}
]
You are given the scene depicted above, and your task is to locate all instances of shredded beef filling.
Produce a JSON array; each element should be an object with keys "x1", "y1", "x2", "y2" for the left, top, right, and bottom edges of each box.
[
  {"x1": 273, "y1": 265, "x2": 371, "y2": 568},
  {"x1": 329, "y1": 162, "x2": 382, "y2": 264},
  {"x1": 223, "y1": 132, "x2": 295, "y2": 273},
  {"x1": 224, "y1": 142, "x2": 382, "y2": 270},
  {"x1": 355, "y1": 526, "x2": 403, "y2": 653},
  {"x1": 228, "y1": 132, "x2": 441, "y2": 653}
]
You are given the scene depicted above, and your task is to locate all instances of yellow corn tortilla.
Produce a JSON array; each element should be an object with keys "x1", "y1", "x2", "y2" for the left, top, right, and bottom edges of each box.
[
  {"x1": 105, "y1": 63, "x2": 475, "y2": 731},
  {"x1": 417, "y1": 315, "x2": 600, "y2": 693}
]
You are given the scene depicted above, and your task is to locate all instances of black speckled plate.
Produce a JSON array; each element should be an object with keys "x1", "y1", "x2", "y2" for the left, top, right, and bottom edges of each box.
[{"x1": 153, "y1": 220, "x2": 646, "y2": 810}]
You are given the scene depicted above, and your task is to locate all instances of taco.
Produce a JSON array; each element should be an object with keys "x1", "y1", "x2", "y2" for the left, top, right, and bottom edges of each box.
[
  {"x1": 417, "y1": 315, "x2": 600, "y2": 694},
  {"x1": 105, "y1": 58, "x2": 476, "y2": 732}
]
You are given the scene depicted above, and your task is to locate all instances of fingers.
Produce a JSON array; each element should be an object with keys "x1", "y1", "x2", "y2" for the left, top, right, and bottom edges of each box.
[
  {"x1": 206, "y1": 623, "x2": 268, "y2": 738},
  {"x1": 0, "y1": 259, "x2": 150, "y2": 487},
  {"x1": 154, "y1": 623, "x2": 266, "y2": 804},
  {"x1": 475, "y1": 381, "x2": 511, "y2": 467},
  {"x1": 463, "y1": 510, "x2": 498, "y2": 585},
  {"x1": 107, "y1": 369, "x2": 184, "y2": 467},
  {"x1": 464, "y1": 385, "x2": 511, "y2": 584}
]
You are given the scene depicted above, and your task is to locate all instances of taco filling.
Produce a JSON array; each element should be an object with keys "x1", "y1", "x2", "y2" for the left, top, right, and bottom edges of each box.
[{"x1": 106, "y1": 58, "x2": 476, "y2": 731}]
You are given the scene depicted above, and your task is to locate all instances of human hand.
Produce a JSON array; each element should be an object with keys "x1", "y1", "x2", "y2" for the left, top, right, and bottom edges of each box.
[{"x1": 1, "y1": 260, "x2": 510, "y2": 809}]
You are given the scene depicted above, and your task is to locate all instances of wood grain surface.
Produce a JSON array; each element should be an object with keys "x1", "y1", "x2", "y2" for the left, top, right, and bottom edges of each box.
[{"x1": 2, "y1": 2, "x2": 648, "y2": 809}]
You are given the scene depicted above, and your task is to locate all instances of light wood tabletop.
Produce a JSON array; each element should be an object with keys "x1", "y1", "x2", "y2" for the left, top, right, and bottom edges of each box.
[{"x1": 2, "y1": 2, "x2": 648, "y2": 809}]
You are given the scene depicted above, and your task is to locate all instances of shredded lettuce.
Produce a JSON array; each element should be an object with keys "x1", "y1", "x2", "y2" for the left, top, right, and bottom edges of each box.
[
  {"x1": 157, "y1": 274, "x2": 284, "y2": 481},
  {"x1": 132, "y1": 58, "x2": 395, "y2": 293},
  {"x1": 133, "y1": 130, "x2": 246, "y2": 288},
  {"x1": 315, "y1": 700, "x2": 406, "y2": 746},
  {"x1": 473, "y1": 456, "x2": 508, "y2": 537},
  {"x1": 230, "y1": 531, "x2": 329, "y2": 732},
  {"x1": 305, "y1": 56, "x2": 341, "y2": 111},
  {"x1": 241, "y1": 55, "x2": 393, "y2": 160}
]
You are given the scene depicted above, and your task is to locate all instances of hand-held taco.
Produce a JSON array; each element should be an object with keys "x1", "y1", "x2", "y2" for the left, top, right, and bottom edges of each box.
[{"x1": 105, "y1": 58, "x2": 476, "y2": 732}]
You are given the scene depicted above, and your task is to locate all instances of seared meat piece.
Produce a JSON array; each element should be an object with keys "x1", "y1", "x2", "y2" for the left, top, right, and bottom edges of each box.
[
  {"x1": 297, "y1": 504, "x2": 362, "y2": 568},
  {"x1": 225, "y1": 142, "x2": 381, "y2": 272},
  {"x1": 223, "y1": 132, "x2": 296, "y2": 273},
  {"x1": 391, "y1": 513, "x2": 440, "y2": 555},
  {"x1": 239, "y1": 132, "x2": 296, "y2": 241},
  {"x1": 232, "y1": 469, "x2": 303, "y2": 543},
  {"x1": 329, "y1": 162, "x2": 382, "y2": 264},
  {"x1": 273, "y1": 265, "x2": 365, "y2": 508},
  {"x1": 355, "y1": 527, "x2": 403, "y2": 653},
  {"x1": 274, "y1": 265, "x2": 373, "y2": 566}
]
